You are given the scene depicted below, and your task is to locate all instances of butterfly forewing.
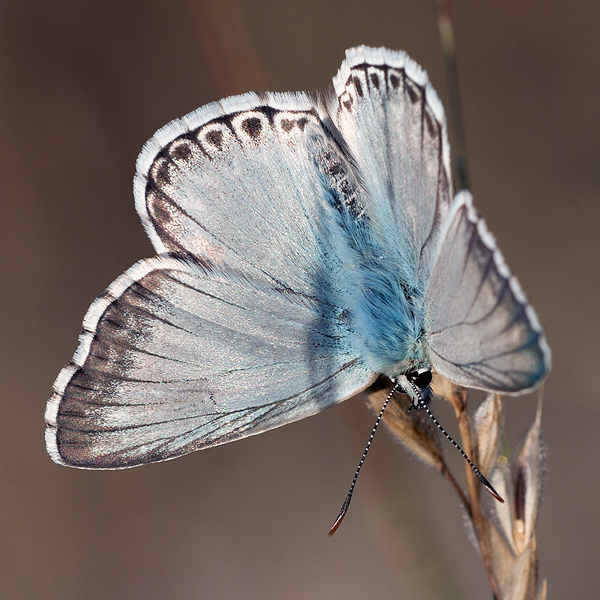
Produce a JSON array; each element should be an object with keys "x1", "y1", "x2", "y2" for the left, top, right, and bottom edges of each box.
[
  {"x1": 425, "y1": 191, "x2": 551, "y2": 393},
  {"x1": 331, "y1": 46, "x2": 452, "y2": 289},
  {"x1": 135, "y1": 92, "x2": 364, "y2": 297},
  {"x1": 46, "y1": 256, "x2": 374, "y2": 468}
]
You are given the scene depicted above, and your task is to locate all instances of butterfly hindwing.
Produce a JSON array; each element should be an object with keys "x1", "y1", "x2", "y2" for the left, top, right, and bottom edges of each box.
[
  {"x1": 424, "y1": 191, "x2": 551, "y2": 393},
  {"x1": 45, "y1": 256, "x2": 374, "y2": 468}
]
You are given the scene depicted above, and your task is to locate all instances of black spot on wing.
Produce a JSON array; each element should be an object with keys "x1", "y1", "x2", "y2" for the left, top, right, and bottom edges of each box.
[
  {"x1": 280, "y1": 118, "x2": 294, "y2": 132},
  {"x1": 205, "y1": 129, "x2": 224, "y2": 150},
  {"x1": 424, "y1": 105, "x2": 437, "y2": 139},
  {"x1": 404, "y1": 78, "x2": 421, "y2": 105},
  {"x1": 242, "y1": 116, "x2": 263, "y2": 139},
  {"x1": 353, "y1": 75, "x2": 364, "y2": 97},
  {"x1": 171, "y1": 143, "x2": 192, "y2": 161},
  {"x1": 154, "y1": 160, "x2": 171, "y2": 185}
]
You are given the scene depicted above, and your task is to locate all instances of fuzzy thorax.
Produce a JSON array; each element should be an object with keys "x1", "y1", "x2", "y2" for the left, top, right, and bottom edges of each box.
[{"x1": 351, "y1": 254, "x2": 430, "y2": 379}]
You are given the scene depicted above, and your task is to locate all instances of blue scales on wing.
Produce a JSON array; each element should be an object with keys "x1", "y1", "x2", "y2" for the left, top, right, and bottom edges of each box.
[{"x1": 328, "y1": 47, "x2": 550, "y2": 388}]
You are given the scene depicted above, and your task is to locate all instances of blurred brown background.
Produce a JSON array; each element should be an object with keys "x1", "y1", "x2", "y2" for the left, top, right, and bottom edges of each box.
[{"x1": 1, "y1": 1, "x2": 598, "y2": 598}]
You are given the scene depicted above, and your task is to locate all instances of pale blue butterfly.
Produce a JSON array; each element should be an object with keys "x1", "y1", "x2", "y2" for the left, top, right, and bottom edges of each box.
[{"x1": 45, "y1": 46, "x2": 550, "y2": 471}]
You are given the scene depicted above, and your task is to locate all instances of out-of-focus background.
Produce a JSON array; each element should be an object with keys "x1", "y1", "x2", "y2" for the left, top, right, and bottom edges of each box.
[{"x1": 1, "y1": 1, "x2": 598, "y2": 598}]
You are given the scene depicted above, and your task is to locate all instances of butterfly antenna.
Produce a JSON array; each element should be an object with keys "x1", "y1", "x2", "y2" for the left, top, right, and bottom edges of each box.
[
  {"x1": 328, "y1": 386, "x2": 396, "y2": 536},
  {"x1": 417, "y1": 401, "x2": 504, "y2": 503}
]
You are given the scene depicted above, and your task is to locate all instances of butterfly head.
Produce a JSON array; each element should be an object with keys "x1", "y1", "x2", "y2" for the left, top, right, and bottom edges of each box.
[{"x1": 395, "y1": 367, "x2": 433, "y2": 407}]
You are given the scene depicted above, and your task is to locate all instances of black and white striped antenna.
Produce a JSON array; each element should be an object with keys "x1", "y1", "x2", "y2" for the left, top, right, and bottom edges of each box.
[{"x1": 328, "y1": 381, "x2": 503, "y2": 536}]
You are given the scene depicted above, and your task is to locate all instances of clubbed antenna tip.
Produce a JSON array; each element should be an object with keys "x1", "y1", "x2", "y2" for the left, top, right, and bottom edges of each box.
[
  {"x1": 328, "y1": 501, "x2": 349, "y2": 536},
  {"x1": 479, "y1": 472, "x2": 505, "y2": 503}
]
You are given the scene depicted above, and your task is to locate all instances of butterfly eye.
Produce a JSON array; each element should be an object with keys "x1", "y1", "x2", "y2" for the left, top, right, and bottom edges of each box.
[
  {"x1": 407, "y1": 370, "x2": 432, "y2": 389},
  {"x1": 415, "y1": 371, "x2": 432, "y2": 389}
]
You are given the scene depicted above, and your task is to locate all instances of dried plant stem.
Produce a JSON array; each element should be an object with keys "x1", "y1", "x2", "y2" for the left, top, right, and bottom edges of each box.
[
  {"x1": 434, "y1": 5, "x2": 507, "y2": 594},
  {"x1": 436, "y1": 0, "x2": 469, "y2": 191},
  {"x1": 368, "y1": 377, "x2": 545, "y2": 598},
  {"x1": 448, "y1": 387, "x2": 502, "y2": 599}
]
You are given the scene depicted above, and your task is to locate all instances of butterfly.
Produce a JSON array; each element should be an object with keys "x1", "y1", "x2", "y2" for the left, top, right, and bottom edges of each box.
[{"x1": 45, "y1": 46, "x2": 551, "y2": 470}]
